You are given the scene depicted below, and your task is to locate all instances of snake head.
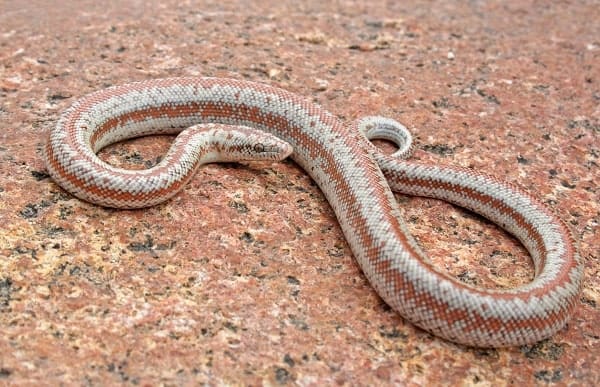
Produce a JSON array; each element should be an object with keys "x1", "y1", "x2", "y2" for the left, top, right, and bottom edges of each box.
[{"x1": 184, "y1": 123, "x2": 294, "y2": 162}]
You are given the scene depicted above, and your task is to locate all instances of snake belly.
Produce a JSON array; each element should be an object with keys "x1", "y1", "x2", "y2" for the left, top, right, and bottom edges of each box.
[{"x1": 44, "y1": 77, "x2": 583, "y2": 347}]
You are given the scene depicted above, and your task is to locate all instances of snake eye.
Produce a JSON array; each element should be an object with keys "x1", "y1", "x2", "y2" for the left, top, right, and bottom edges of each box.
[{"x1": 254, "y1": 143, "x2": 265, "y2": 153}]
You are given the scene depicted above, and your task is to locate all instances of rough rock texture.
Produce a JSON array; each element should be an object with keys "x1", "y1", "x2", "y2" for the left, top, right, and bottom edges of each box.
[{"x1": 0, "y1": 0, "x2": 598, "y2": 385}]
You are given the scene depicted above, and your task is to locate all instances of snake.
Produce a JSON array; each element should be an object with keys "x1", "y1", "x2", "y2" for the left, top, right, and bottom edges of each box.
[{"x1": 43, "y1": 77, "x2": 583, "y2": 347}]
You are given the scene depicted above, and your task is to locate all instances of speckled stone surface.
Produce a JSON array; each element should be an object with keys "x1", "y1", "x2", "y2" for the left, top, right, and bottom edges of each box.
[{"x1": 0, "y1": 0, "x2": 598, "y2": 385}]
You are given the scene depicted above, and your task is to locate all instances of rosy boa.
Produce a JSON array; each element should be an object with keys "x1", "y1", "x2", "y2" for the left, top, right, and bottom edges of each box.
[{"x1": 44, "y1": 77, "x2": 583, "y2": 347}]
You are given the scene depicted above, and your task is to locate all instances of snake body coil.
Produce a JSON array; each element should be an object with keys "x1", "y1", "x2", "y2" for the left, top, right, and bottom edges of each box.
[{"x1": 44, "y1": 77, "x2": 583, "y2": 347}]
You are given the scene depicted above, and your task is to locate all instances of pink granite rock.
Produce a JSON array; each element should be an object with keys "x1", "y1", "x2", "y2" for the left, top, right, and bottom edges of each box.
[{"x1": 0, "y1": 0, "x2": 598, "y2": 384}]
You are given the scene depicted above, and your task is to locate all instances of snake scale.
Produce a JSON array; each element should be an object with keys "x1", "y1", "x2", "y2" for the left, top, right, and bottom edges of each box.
[{"x1": 44, "y1": 77, "x2": 583, "y2": 347}]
